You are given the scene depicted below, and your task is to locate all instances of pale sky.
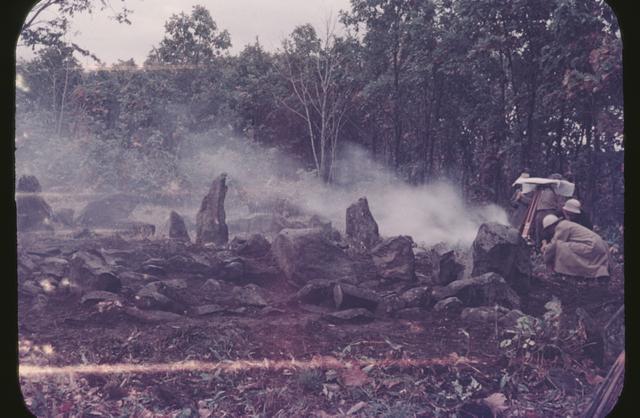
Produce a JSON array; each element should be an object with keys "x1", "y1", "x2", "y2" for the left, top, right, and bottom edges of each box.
[{"x1": 16, "y1": 0, "x2": 352, "y2": 67}]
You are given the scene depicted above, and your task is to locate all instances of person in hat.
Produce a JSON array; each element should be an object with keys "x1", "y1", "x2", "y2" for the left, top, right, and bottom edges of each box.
[
  {"x1": 541, "y1": 214, "x2": 610, "y2": 281},
  {"x1": 530, "y1": 173, "x2": 566, "y2": 249},
  {"x1": 561, "y1": 198, "x2": 593, "y2": 230}
]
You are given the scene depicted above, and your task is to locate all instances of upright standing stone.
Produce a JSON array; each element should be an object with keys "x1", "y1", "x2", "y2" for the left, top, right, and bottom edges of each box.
[
  {"x1": 196, "y1": 174, "x2": 229, "y2": 246},
  {"x1": 346, "y1": 197, "x2": 380, "y2": 251},
  {"x1": 168, "y1": 211, "x2": 191, "y2": 242},
  {"x1": 17, "y1": 175, "x2": 42, "y2": 193},
  {"x1": 76, "y1": 193, "x2": 140, "y2": 227}
]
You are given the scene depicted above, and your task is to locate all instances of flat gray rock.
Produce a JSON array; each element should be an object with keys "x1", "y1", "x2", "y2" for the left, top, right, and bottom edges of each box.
[
  {"x1": 323, "y1": 308, "x2": 375, "y2": 324},
  {"x1": 434, "y1": 297, "x2": 463, "y2": 312},
  {"x1": 191, "y1": 304, "x2": 225, "y2": 316},
  {"x1": 81, "y1": 290, "x2": 121, "y2": 304}
]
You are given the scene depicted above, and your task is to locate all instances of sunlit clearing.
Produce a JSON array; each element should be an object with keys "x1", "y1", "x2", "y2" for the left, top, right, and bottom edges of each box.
[{"x1": 20, "y1": 353, "x2": 478, "y2": 377}]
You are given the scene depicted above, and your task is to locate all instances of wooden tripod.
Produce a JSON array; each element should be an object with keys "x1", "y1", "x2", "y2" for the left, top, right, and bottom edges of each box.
[{"x1": 520, "y1": 188, "x2": 541, "y2": 242}]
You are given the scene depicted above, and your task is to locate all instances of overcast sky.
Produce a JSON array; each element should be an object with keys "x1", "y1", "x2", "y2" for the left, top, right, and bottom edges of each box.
[{"x1": 17, "y1": 0, "x2": 352, "y2": 67}]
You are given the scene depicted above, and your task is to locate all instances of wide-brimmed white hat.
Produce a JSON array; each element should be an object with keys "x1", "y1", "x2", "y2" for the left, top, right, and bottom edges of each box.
[
  {"x1": 542, "y1": 214, "x2": 560, "y2": 229},
  {"x1": 563, "y1": 199, "x2": 581, "y2": 214}
]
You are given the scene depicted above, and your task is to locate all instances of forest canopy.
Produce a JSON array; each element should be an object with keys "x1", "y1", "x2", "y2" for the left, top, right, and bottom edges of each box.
[{"x1": 15, "y1": 0, "x2": 623, "y2": 230}]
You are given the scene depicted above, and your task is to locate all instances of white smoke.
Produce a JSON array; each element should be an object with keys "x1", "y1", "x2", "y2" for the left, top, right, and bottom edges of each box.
[
  {"x1": 177, "y1": 134, "x2": 509, "y2": 246},
  {"x1": 14, "y1": 117, "x2": 508, "y2": 245}
]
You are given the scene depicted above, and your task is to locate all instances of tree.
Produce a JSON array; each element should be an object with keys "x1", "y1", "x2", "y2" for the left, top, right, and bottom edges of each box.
[
  {"x1": 343, "y1": 0, "x2": 424, "y2": 170},
  {"x1": 277, "y1": 23, "x2": 355, "y2": 182},
  {"x1": 146, "y1": 5, "x2": 230, "y2": 66},
  {"x1": 17, "y1": 42, "x2": 82, "y2": 135},
  {"x1": 19, "y1": 0, "x2": 131, "y2": 59},
  {"x1": 145, "y1": 5, "x2": 233, "y2": 132}
]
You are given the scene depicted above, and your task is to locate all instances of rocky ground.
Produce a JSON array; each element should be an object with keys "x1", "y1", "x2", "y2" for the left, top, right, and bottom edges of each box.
[{"x1": 16, "y1": 176, "x2": 625, "y2": 417}]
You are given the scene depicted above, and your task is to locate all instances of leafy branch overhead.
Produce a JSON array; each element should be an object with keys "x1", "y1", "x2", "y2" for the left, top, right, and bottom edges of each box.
[{"x1": 20, "y1": 0, "x2": 132, "y2": 60}]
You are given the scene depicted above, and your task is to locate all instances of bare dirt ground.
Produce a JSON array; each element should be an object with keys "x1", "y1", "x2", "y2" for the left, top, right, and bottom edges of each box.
[{"x1": 17, "y1": 233, "x2": 624, "y2": 418}]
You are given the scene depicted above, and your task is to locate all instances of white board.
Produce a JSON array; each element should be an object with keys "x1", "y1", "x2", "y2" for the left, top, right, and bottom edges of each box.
[{"x1": 512, "y1": 176, "x2": 575, "y2": 197}]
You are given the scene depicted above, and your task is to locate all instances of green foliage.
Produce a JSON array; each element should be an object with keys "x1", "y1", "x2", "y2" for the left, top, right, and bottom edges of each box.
[
  {"x1": 19, "y1": 0, "x2": 131, "y2": 60},
  {"x1": 15, "y1": 0, "x2": 623, "y2": 228},
  {"x1": 498, "y1": 296, "x2": 566, "y2": 363},
  {"x1": 146, "y1": 5, "x2": 230, "y2": 66}
]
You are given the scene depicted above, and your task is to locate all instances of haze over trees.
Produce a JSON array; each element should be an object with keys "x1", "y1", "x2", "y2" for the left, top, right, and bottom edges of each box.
[{"x1": 16, "y1": 0, "x2": 623, "y2": 231}]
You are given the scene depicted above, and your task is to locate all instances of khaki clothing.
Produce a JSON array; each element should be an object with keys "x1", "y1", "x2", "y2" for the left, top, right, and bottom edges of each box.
[
  {"x1": 564, "y1": 211, "x2": 593, "y2": 230},
  {"x1": 543, "y1": 220, "x2": 610, "y2": 278},
  {"x1": 534, "y1": 208, "x2": 558, "y2": 248},
  {"x1": 537, "y1": 188, "x2": 563, "y2": 211},
  {"x1": 532, "y1": 188, "x2": 564, "y2": 248}
]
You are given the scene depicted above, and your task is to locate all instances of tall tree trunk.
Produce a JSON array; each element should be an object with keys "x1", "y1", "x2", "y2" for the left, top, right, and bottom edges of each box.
[
  {"x1": 56, "y1": 64, "x2": 70, "y2": 137},
  {"x1": 521, "y1": 72, "x2": 538, "y2": 171},
  {"x1": 554, "y1": 102, "x2": 567, "y2": 173},
  {"x1": 428, "y1": 85, "x2": 443, "y2": 178},
  {"x1": 393, "y1": 62, "x2": 402, "y2": 170}
]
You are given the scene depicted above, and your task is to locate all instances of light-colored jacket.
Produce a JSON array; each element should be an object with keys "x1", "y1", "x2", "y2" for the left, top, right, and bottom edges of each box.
[
  {"x1": 543, "y1": 220, "x2": 610, "y2": 278},
  {"x1": 537, "y1": 188, "x2": 564, "y2": 211}
]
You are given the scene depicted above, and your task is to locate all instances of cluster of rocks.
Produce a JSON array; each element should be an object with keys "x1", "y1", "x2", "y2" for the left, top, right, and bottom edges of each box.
[
  {"x1": 15, "y1": 174, "x2": 155, "y2": 238},
  {"x1": 18, "y1": 172, "x2": 538, "y2": 328},
  {"x1": 17, "y1": 227, "x2": 283, "y2": 323},
  {"x1": 270, "y1": 196, "x2": 535, "y2": 324}
]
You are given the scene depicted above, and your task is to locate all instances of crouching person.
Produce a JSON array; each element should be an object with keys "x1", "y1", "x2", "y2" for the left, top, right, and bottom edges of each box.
[{"x1": 541, "y1": 214, "x2": 610, "y2": 283}]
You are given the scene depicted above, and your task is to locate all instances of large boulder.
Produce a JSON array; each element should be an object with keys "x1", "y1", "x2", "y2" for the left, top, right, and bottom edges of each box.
[
  {"x1": 68, "y1": 251, "x2": 122, "y2": 292},
  {"x1": 333, "y1": 283, "x2": 381, "y2": 312},
  {"x1": 17, "y1": 175, "x2": 42, "y2": 193},
  {"x1": 168, "y1": 211, "x2": 191, "y2": 242},
  {"x1": 436, "y1": 249, "x2": 466, "y2": 286},
  {"x1": 345, "y1": 197, "x2": 380, "y2": 251},
  {"x1": 76, "y1": 193, "x2": 140, "y2": 227},
  {"x1": 400, "y1": 286, "x2": 431, "y2": 308},
  {"x1": 16, "y1": 176, "x2": 54, "y2": 231},
  {"x1": 196, "y1": 174, "x2": 229, "y2": 246},
  {"x1": 371, "y1": 236, "x2": 415, "y2": 281},
  {"x1": 471, "y1": 222, "x2": 532, "y2": 294},
  {"x1": 164, "y1": 254, "x2": 211, "y2": 275},
  {"x1": 135, "y1": 281, "x2": 186, "y2": 313},
  {"x1": 229, "y1": 234, "x2": 271, "y2": 257},
  {"x1": 432, "y1": 272, "x2": 521, "y2": 309},
  {"x1": 272, "y1": 228, "x2": 358, "y2": 285},
  {"x1": 295, "y1": 280, "x2": 335, "y2": 306}
]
